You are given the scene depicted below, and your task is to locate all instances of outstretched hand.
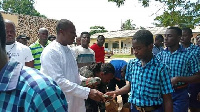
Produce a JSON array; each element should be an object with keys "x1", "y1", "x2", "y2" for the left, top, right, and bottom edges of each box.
[
  {"x1": 105, "y1": 91, "x2": 117, "y2": 100},
  {"x1": 88, "y1": 89, "x2": 105, "y2": 102}
]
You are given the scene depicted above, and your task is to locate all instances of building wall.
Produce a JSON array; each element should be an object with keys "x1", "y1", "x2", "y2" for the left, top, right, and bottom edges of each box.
[{"x1": 1, "y1": 12, "x2": 58, "y2": 45}]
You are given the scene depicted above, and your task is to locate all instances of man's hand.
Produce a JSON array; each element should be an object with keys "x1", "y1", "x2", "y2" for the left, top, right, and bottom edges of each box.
[
  {"x1": 88, "y1": 89, "x2": 105, "y2": 102},
  {"x1": 171, "y1": 77, "x2": 180, "y2": 86},
  {"x1": 105, "y1": 91, "x2": 117, "y2": 100},
  {"x1": 197, "y1": 92, "x2": 200, "y2": 101}
]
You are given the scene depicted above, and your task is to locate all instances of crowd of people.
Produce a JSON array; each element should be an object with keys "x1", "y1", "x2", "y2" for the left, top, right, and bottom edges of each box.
[{"x1": 0, "y1": 12, "x2": 200, "y2": 112}]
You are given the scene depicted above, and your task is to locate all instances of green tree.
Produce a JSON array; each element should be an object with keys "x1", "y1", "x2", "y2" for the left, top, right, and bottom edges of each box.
[
  {"x1": 0, "y1": 0, "x2": 46, "y2": 18},
  {"x1": 121, "y1": 19, "x2": 136, "y2": 30},
  {"x1": 154, "y1": 1, "x2": 200, "y2": 28},
  {"x1": 89, "y1": 26, "x2": 108, "y2": 35},
  {"x1": 108, "y1": 0, "x2": 200, "y2": 28}
]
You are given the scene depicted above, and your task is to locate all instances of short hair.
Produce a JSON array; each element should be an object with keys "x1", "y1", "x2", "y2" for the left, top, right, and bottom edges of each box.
[
  {"x1": 88, "y1": 62, "x2": 115, "y2": 76},
  {"x1": 39, "y1": 27, "x2": 48, "y2": 33},
  {"x1": 80, "y1": 32, "x2": 90, "y2": 37},
  {"x1": 101, "y1": 63, "x2": 115, "y2": 75},
  {"x1": 182, "y1": 27, "x2": 192, "y2": 35},
  {"x1": 56, "y1": 19, "x2": 74, "y2": 33},
  {"x1": 4, "y1": 19, "x2": 16, "y2": 30},
  {"x1": 155, "y1": 34, "x2": 164, "y2": 41},
  {"x1": 168, "y1": 27, "x2": 182, "y2": 36},
  {"x1": 0, "y1": 13, "x2": 6, "y2": 50},
  {"x1": 132, "y1": 30, "x2": 153, "y2": 46},
  {"x1": 48, "y1": 35, "x2": 56, "y2": 39},
  {"x1": 97, "y1": 35, "x2": 105, "y2": 39}
]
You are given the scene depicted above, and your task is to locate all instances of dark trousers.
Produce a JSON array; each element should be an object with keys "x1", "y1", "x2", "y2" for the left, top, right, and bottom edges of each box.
[
  {"x1": 108, "y1": 78, "x2": 128, "y2": 104},
  {"x1": 172, "y1": 88, "x2": 189, "y2": 112}
]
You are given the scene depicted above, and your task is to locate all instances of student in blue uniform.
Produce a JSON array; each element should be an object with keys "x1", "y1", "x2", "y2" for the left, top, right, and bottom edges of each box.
[
  {"x1": 181, "y1": 27, "x2": 200, "y2": 112},
  {"x1": 157, "y1": 27, "x2": 200, "y2": 112},
  {"x1": 106, "y1": 30, "x2": 173, "y2": 112}
]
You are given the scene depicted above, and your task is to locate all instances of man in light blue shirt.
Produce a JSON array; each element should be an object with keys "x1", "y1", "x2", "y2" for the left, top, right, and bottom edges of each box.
[{"x1": 152, "y1": 34, "x2": 164, "y2": 55}]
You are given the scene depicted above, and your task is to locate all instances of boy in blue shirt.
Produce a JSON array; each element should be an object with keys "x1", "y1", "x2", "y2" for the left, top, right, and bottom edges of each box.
[
  {"x1": 106, "y1": 30, "x2": 173, "y2": 112},
  {"x1": 157, "y1": 27, "x2": 200, "y2": 112}
]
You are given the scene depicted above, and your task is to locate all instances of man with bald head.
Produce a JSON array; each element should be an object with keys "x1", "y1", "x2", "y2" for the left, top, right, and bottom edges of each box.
[
  {"x1": 5, "y1": 19, "x2": 34, "y2": 68},
  {"x1": 30, "y1": 27, "x2": 50, "y2": 70},
  {"x1": 40, "y1": 19, "x2": 105, "y2": 112}
]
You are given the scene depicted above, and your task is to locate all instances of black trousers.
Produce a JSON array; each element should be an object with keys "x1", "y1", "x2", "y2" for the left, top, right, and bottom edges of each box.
[{"x1": 108, "y1": 78, "x2": 129, "y2": 104}]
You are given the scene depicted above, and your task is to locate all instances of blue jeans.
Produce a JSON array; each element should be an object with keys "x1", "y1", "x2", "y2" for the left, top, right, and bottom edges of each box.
[
  {"x1": 131, "y1": 104, "x2": 163, "y2": 112},
  {"x1": 172, "y1": 88, "x2": 189, "y2": 112}
]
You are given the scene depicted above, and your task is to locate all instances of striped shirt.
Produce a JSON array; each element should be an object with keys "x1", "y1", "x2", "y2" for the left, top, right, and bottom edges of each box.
[
  {"x1": 29, "y1": 40, "x2": 50, "y2": 70},
  {"x1": 0, "y1": 59, "x2": 68, "y2": 112},
  {"x1": 156, "y1": 45, "x2": 200, "y2": 86},
  {"x1": 125, "y1": 57, "x2": 173, "y2": 106}
]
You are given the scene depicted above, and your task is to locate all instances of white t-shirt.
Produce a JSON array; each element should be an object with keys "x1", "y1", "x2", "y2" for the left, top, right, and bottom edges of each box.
[
  {"x1": 6, "y1": 42, "x2": 34, "y2": 66},
  {"x1": 72, "y1": 45, "x2": 95, "y2": 64},
  {"x1": 40, "y1": 41, "x2": 90, "y2": 112}
]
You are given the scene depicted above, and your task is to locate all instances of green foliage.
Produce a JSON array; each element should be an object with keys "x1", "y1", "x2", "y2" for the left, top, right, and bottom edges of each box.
[
  {"x1": 121, "y1": 19, "x2": 136, "y2": 30},
  {"x1": 89, "y1": 26, "x2": 108, "y2": 35},
  {"x1": 108, "y1": 0, "x2": 125, "y2": 7},
  {"x1": 0, "y1": 0, "x2": 46, "y2": 18},
  {"x1": 109, "y1": 0, "x2": 200, "y2": 28},
  {"x1": 154, "y1": 1, "x2": 200, "y2": 28}
]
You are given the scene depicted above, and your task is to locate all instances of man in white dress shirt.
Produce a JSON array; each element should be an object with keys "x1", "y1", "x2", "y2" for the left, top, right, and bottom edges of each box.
[
  {"x1": 5, "y1": 19, "x2": 34, "y2": 67},
  {"x1": 40, "y1": 19, "x2": 105, "y2": 112}
]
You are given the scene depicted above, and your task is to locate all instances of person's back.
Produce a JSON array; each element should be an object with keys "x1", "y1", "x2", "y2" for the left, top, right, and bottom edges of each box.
[{"x1": 0, "y1": 59, "x2": 68, "y2": 111}]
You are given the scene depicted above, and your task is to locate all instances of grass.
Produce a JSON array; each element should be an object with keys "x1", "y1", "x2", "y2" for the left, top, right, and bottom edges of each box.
[{"x1": 111, "y1": 54, "x2": 135, "y2": 58}]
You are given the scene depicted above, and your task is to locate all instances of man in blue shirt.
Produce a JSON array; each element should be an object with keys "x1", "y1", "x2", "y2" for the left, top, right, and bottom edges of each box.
[
  {"x1": 181, "y1": 27, "x2": 200, "y2": 112},
  {"x1": 0, "y1": 13, "x2": 68, "y2": 112},
  {"x1": 157, "y1": 27, "x2": 200, "y2": 112},
  {"x1": 108, "y1": 59, "x2": 128, "y2": 105},
  {"x1": 152, "y1": 34, "x2": 164, "y2": 55},
  {"x1": 106, "y1": 30, "x2": 173, "y2": 112}
]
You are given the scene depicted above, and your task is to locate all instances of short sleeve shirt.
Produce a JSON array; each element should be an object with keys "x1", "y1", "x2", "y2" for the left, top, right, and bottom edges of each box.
[
  {"x1": 0, "y1": 59, "x2": 68, "y2": 111},
  {"x1": 156, "y1": 45, "x2": 200, "y2": 86},
  {"x1": 90, "y1": 43, "x2": 105, "y2": 63},
  {"x1": 6, "y1": 42, "x2": 34, "y2": 65},
  {"x1": 125, "y1": 57, "x2": 173, "y2": 106}
]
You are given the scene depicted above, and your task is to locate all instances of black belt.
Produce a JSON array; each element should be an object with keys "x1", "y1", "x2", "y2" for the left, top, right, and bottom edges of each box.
[{"x1": 135, "y1": 105, "x2": 161, "y2": 112}]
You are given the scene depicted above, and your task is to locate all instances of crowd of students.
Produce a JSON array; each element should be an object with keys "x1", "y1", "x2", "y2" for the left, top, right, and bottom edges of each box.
[{"x1": 0, "y1": 12, "x2": 200, "y2": 112}]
